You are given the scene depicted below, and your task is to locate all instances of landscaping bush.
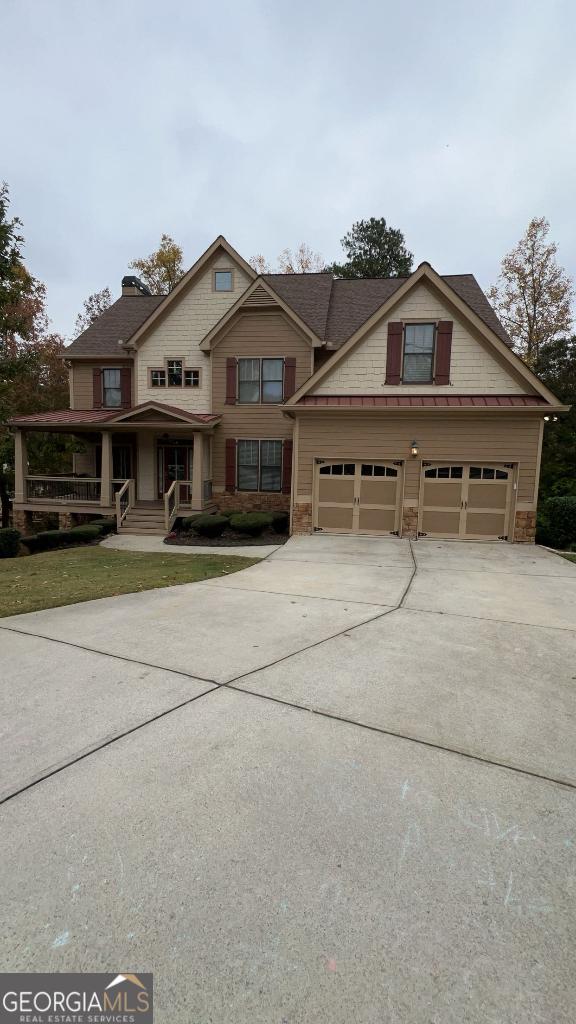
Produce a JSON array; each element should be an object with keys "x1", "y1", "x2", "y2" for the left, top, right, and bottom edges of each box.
[
  {"x1": 219, "y1": 509, "x2": 242, "y2": 520},
  {"x1": 86, "y1": 518, "x2": 116, "y2": 536},
  {"x1": 0, "y1": 528, "x2": 21, "y2": 559},
  {"x1": 181, "y1": 514, "x2": 202, "y2": 532},
  {"x1": 229, "y1": 512, "x2": 274, "y2": 537},
  {"x1": 22, "y1": 530, "x2": 70, "y2": 554},
  {"x1": 537, "y1": 496, "x2": 576, "y2": 550},
  {"x1": 191, "y1": 514, "x2": 229, "y2": 538},
  {"x1": 69, "y1": 525, "x2": 103, "y2": 543},
  {"x1": 270, "y1": 511, "x2": 289, "y2": 534}
]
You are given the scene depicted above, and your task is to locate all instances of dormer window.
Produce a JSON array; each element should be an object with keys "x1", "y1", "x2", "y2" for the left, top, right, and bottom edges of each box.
[
  {"x1": 214, "y1": 269, "x2": 233, "y2": 291},
  {"x1": 402, "y1": 324, "x2": 435, "y2": 383}
]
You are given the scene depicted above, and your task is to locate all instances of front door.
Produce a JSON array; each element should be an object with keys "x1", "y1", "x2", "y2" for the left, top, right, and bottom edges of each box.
[
  {"x1": 157, "y1": 444, "x2": 192, "y2": 498},
  {"x1": 314, "y1": 460, "x2": 403, "y2": 535}
]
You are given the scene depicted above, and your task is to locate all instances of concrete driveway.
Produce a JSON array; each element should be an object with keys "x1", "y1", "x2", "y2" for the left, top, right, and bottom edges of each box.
[{"x1": 1, "y1": 535, "x2": 575, "y2": 1023}]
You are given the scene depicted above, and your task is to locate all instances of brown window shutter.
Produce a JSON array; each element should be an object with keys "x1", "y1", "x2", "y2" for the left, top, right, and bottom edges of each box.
[
  {"x1": 225, "y1": 438, "x2": 237, "y2": 492},
  {"x1": 120, "y1": 367, "x2": 132, "y2": 408},
  {"x1": 92, "y1": 368, "x2": 103, "y2": 408},
  {"x1": 283, "y1": 357, "x2": 296, "y2": 400},
  {"x1": 282, "y1": 438, "x2": 293, "y2": 495},
  {"x1": 385, "y1": 322, "x2": 403, "y2": 384},
  {"x1": 225, "y1": 358, "x2": 237, "y2": 404},
  {"x1": 435, "y1": 321, "x2": 453, "y2": 385}
]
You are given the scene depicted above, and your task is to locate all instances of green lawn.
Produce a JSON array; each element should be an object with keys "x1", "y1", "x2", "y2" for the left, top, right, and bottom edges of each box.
[
  {"x1": 0, "y1": 546, "x2": 257, "y2": 617},
  {"x1": 560, "y1": 552, "x2": 576, "y2": 563}
]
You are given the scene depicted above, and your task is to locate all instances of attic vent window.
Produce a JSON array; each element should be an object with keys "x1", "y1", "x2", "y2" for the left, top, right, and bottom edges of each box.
[{"x1": 214, "y1": 270, "x2": 233, "y2": 291}]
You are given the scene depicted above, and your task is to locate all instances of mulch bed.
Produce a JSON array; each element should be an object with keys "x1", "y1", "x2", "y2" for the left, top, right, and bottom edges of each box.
[{"x1": 164, "y1": 529, "x2": 288, "y2": 548}]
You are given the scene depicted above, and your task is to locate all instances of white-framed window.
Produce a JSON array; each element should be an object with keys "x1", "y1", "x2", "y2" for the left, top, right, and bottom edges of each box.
[
  {"x1": 214, "y1": 269, "x2": 233, "y2": 291},
  {"x1": 403, "y1": 323, "x2": 435, "y2": 383},
  {"x1": 150, "y1": 362, "x2": 200, "y2": 388},
  {"x1": 150, "y1": 369, "x2": 166, "y2": 387},
  {"x1": 237, "y1": 439, "x2": 282, "y2": 492},
  {"x1": 102, "y1": 368, "x2": 122, "y2": 407},
  {"x1": 238, "y1": 358, "x2": 284, "y2": 404}
]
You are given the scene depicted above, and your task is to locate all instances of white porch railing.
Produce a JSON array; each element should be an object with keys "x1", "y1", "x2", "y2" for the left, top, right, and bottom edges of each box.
[
  {"x1": 164, "y1": 479, "x2": 193, "y2": 531},
  {"x1": 115, "y1": 479, "x2": 135, "y2": 528}
]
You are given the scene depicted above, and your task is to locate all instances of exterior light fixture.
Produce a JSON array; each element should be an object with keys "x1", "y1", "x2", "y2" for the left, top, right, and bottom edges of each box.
[{"x1": 410, "y1": 441, "x2": 419, "y2": 458}]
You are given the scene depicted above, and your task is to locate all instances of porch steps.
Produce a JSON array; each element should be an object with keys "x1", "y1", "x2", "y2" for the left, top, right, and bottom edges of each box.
[{"x1": 120, "y1": 506, "x2": 167, "y2": 536}]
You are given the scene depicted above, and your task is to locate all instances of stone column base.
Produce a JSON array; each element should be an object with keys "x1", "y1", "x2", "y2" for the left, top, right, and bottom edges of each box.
[
  {"x1": 513, "y1": 510, "x2": 536, "y2": 544},
  {"x1": 291, "y1": 501, "x2": 313, "y2": 534},
  {"x1": 401, "y1": 507, "x2": 418, "y2": 539},
  {"x1": 12, "y1": 509, "x2": 33, "y2": 534}
]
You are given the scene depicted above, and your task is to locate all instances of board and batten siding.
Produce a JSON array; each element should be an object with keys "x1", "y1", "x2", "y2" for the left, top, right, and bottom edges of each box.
[
  {"x1": 313, "y1": 282, "x2": 528, "y2": 396},
  {"x1": 211, "y1": 311, "x2": 313, "y2": 491},
  {"x1": 69, "y1": 360, "x2": 134, "y2": 409},
  {"x1": 135, "y1": 253, "x2": 252, "y2": 412},
  {"x1": 294, "y1": 414, "x2": 542, "y2": 509}
]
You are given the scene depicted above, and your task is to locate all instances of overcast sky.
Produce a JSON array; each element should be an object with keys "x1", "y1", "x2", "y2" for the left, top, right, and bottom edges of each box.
[{"x1": 4, "y1": 0, "x2": 576, "y2": 339}]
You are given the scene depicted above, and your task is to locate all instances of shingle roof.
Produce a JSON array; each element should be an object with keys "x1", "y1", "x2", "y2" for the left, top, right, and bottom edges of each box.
[
  {"x1": 64, "y1": 269, "x2": 511, "y2": 357},
  {"x1": 65, "y1": 296, "x2": 163, "y2": 356}
]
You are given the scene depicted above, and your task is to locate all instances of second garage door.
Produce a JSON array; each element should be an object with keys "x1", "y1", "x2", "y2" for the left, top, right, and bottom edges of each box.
[
  {"x1": 418, "y1": 463, "x2": 514, "y2": 540},
  {"x1": 314, "y1": 460, "x2": 403, "y2": 535}
]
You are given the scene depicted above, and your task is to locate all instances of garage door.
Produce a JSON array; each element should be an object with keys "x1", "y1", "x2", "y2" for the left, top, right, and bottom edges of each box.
[
  {"x1": 314, "y1": 460, "x2": 403, "y2": 535},
  {"x1": 419, "y1": 463, "x2": 514, "y2": 540}
]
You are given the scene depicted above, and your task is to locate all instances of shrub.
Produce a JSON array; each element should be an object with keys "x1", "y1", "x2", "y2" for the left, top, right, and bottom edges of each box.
[
  {"x1": 22, "y1": 530, "x2": 69, "y2": 554},
  {"x1": 86, "y1": 518, "x2": 116, "y2": 536},
  {"x1": 181, "y1": 514, "x2": 202, "y2": 532},
  {"x1": 270, "y1": 511, "x2": 289, "y2": 534},
  {"x1": 0, "y1": 528, "x2": 21, "y2": 559},
  {"x1": 191, "y1": 514, "x2": 229, "y2": 538},
  {"x1": 537, "y1": 496, "x2": 576, "y2": 550},
  {"x1": 219, "y1": 509, "x2": 242, "y2": 520},
  {"x1": 69, "y1": 525, "x2": 102, "y2": 543},
  {"x1": 229, "y1": 512, "x2": 274, "y2": 537}
]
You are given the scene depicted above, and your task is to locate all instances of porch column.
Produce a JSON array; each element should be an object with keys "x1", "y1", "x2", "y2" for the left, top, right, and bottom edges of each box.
[
  {"x1": 14, "y1": 429, "x2": 28, "y2": 504},
  {"x1": 192, "y1": 431, "x2": 205, "y2": 510},
  {"x1": 100, "y1": 431, "x2": 113, "y2": 507}
]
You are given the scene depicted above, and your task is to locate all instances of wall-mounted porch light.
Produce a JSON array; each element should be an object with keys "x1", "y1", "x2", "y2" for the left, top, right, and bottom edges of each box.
[
  {"x1": 410, "y1": 441, "x2": 419, "y2": 458},
  {"x1": 544, "y1": 415, "x2": 558, "y2": 422}
]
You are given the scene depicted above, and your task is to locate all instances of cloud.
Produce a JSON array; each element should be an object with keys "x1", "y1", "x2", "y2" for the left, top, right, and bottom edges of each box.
[{"x1": 3, "y1": 0, "x2": 575, "y2": 336}]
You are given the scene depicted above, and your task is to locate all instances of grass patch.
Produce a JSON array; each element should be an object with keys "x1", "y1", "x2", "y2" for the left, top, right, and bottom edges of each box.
[
  {"x1": 559, "y1": 553, "x2": 576, "y2": 563},
  {"x1": 0, "y1": 546, "x2": 258, "y2": 617}
]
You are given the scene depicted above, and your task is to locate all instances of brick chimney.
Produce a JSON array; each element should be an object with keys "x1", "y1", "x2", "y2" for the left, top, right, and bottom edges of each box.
[{"x1": 122, "y1": 275, "x2": 152, "y2": 297}]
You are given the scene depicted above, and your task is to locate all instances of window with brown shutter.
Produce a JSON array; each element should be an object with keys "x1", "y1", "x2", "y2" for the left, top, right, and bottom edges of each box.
[
  {"x1": 434, "y1": 321, "x2": 453, "y2": 384},
  {"x1": 92, "y1": 368, "x2": 103, "y2": 409},
  {"x1": 225, "y1": 438, "x2": 237, "y2": 491},
  {"x1": 385, "y1": 322, "x2": 403, "y2": 384},
  {"x1": 225, "y1": 358, "x2": 237, "y2": 405},
  {"x1": 282, "y1": 439, "x2": 293, "y2": 494},
  {"x1": 120, "y1": 367, "x2": 132, "y2": 408},
  {"x1": 283, "y1": 358, "x2": 296, "y2": 400}
]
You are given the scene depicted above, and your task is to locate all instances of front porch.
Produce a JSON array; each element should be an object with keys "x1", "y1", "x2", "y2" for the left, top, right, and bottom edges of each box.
[{"x1": 11, "y1": 402, "x2": 221, "y2": 535}]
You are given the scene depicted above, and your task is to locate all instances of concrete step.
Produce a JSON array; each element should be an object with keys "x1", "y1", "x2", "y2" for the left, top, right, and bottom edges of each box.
[
  {"x1": 123, "y1": 520, "x2": 166, "y2": 529},
  {"x1": 119, "y1": 526, "x2": 167, "y2": 535}
]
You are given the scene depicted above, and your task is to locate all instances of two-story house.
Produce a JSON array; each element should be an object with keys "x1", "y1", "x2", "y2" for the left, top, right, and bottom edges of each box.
[{"x1": 10, "y1": 236, "x2": 567, "y2": 542}]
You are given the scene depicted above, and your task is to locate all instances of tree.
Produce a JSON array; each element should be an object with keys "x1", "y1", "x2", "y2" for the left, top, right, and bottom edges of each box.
[
  {"x1": 129, "y1": 234, "x2": 184, "y2": 294},
  {"x1": 0, "y1": 186, "x2": 70, "y2": 525},
  {"x1": 74, "y1": 287, "x2": 112, "y2": 335},
  {"x1": 535, "y1": 336, "x2": 576, "y2": 501},
  {"x1": 249, "y1": 242, "x2": 324, "y2": 275},
  {"x1": 327, "y1": 217, "x2": 413, "y2": 279},
  {"x1": 487, "y1": 217, "x2": 574, "y2": 368}
]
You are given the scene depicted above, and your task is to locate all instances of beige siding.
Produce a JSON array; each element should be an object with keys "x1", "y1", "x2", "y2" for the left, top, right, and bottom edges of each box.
[
  {"x1": 69, "y1": 360, "x2": 133, "y2": 410},
  {"x1": 294, "y1": 414, "x2": 542, "y2": 508},
  {"x1": 135, "y1": 251, "x2": 252, "y2": 412},
  {"x1": 212, "y1": 312, "x2": 312, "y2": 490},
  {"x1": 314, "y1": 282, "x2": 527, "y2": 396}
]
